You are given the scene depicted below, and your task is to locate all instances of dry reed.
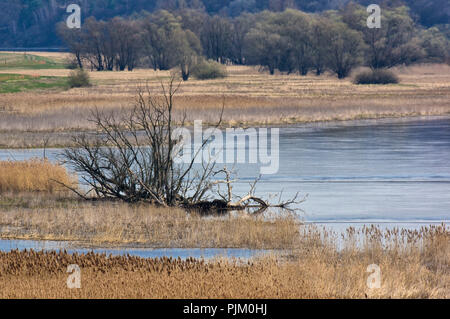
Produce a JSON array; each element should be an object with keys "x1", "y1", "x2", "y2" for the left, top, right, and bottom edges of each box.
[
  {"x1": 0, "y1": 159, "x2": 76, "y2": 193},
  {"x1": 0, "y1": 224, "x2": 447, "y2": 298}
]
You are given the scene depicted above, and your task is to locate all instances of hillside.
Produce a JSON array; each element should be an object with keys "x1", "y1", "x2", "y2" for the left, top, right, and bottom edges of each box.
[{"x1": 0, "y1": 0, "x2": 448, "y2": 48}]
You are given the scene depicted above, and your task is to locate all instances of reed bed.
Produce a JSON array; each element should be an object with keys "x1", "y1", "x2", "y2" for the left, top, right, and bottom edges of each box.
[
  {"x1": 0, "y1": 159, "x2": 76, "y2": 193},
  {"x1": 0, "y1": 224, "x2": 447, "y2": 298},
  {"x1": 0, "y1": 197, "x2": 300, "y2": 249}
]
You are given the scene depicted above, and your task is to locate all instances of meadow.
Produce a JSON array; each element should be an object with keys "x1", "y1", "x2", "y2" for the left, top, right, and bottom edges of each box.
[
  {"x1": 0, "y1": 52, "x2": 449, "y2": 148},
  {"x1": 0, "y1": 193, "x2": 300, "y2": 249}
]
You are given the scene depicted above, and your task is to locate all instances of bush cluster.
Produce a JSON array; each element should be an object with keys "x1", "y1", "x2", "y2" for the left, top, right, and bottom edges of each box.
[
  {"x1": 354, "y1": 69, "x2": 399, "y2": 85},
  {"x1": 191, "y1": 61, "x2": 228, "y2": 80}
]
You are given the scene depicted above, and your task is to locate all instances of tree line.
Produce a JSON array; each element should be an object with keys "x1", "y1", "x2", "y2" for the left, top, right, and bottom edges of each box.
[{"x1": 58, "y1": 3, "x2": 449, "y2": 79}]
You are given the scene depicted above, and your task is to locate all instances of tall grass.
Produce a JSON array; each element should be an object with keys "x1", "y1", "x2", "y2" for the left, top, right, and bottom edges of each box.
[
  {"x1": 0, "y1": 159, "x2": 76, "y2": 193},
  {"x1": 0, "y1": 224, "x2": 447, "y2": 298}
]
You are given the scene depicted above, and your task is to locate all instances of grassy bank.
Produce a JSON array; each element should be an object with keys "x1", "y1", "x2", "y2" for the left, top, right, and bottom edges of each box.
[
  {"x1": 0, "y1": 161, "x2": 300, "y2": 248},
  {"x1": 0, "y1": 224, "x2": 447, "y2": 298}
]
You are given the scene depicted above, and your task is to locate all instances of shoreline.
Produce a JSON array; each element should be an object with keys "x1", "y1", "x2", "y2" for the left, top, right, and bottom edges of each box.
[{"x1": 1, "y1": 113, "x2": 449, "y2": 150}]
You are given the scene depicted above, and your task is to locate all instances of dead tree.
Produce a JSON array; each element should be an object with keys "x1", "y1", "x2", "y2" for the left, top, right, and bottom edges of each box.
[{"x1": 62, "y1": 76, "x2": 304, "y2": 213}]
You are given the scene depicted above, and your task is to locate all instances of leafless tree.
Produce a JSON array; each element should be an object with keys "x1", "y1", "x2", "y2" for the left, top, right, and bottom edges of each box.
[{"x1": 62, "y1": 76, "x2": 304, "y2": 213}]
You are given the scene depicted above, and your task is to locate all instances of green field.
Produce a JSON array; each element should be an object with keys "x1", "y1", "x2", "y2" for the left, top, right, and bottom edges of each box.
[
  {"x1": 0, "y1": 73, "x2": 68, "y2": 93},
  {"x1": 0, "y1": 52, "x2": 67, "y2": 70}
]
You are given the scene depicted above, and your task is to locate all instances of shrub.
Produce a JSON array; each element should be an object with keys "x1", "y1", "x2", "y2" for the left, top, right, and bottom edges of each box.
[
  {"x1": 68, "y1": 68, "x2": 91, "y2": 88},
  {"x1": 191, "y1": 60, "x2": 227, "y2": 80},
  {"x1": 354, "y1": 69, "x2": 399, "y2": 84}
]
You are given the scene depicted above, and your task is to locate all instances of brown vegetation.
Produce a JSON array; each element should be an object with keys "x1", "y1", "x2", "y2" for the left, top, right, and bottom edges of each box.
[
  {"x1": 0, "y1": 195, "x2": 300, "y2": 249},
  {"x1": 0, "y1": 224, "x2": 447, "y2": 298},
  {"x1": 0, "y1": 159, "x2": 76, "y2": 194}
]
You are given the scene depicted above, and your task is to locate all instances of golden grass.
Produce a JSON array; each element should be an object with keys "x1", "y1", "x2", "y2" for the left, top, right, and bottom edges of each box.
[
  {"x1": 0, "y1": 61, "x2": 449, "y2": 143},
  {"x1": 0, "y1": 159, "x2": 76, "y2": 193},
  {"x1": 0, "y1": 224, "x2": 447, "y2": 298},
  {"x1": 0, "y1": 196, "x2": 300, "y2": 249}
]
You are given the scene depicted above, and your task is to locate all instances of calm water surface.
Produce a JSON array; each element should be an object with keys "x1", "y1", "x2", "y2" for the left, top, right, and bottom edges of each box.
[{"x1": 0, "y1": 239, "x2": 272, "y2": 259}]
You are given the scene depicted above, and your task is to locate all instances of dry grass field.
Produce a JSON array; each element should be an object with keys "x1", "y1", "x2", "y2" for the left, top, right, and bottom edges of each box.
[
  {"x1": 0, "y1": 52, "x2": 449, "y2": 148},
  {"x1": 0, "y1": 224, "x2": 448, "y2": 298}
]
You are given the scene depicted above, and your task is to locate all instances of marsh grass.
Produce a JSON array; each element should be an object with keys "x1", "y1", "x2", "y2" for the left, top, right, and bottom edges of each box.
[
  {"x1": 0, "y1": 159, "x2": 76, "y2": 194},
  {"x1": 0, "y1": 196, "x2": 300, "y2": 249},
  {"x1": 0, "y1": 224, "x2": 447, "y2": 298}
]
